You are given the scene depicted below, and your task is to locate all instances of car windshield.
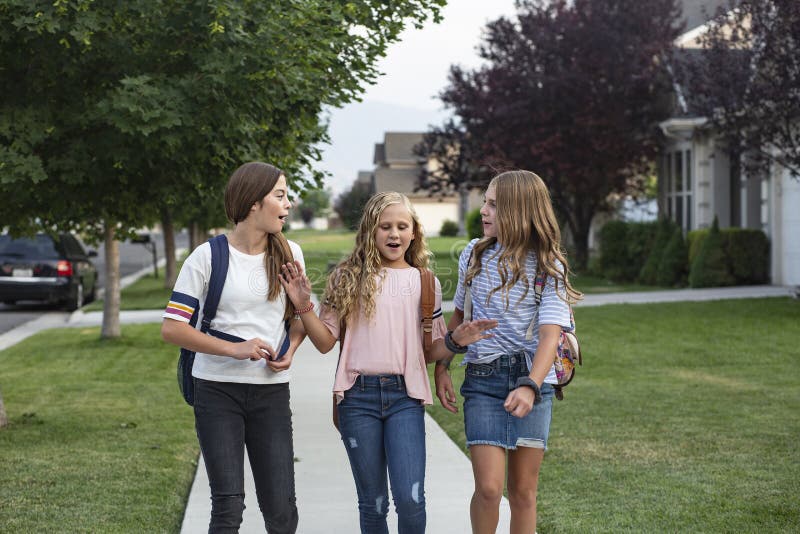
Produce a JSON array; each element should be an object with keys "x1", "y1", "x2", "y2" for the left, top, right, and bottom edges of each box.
[{"x1": 0, "y1": 235, "x2": 61, "y2": 260}]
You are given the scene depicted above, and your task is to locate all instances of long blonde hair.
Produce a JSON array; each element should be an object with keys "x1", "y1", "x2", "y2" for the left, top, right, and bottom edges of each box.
[
  {"x1": 465, "y1": 170, "x2": 582, "y2": 306},
  {"x1": 324, "y1": 192, "x2": 431, "y2": 324}
]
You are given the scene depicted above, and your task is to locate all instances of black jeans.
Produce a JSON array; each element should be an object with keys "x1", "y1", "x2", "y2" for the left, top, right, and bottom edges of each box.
[{"x1": 194, "y1": 379, "x2": 298, "y2": 534}]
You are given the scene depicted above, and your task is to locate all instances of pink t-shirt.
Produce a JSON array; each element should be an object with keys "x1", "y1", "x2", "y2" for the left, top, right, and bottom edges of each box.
[{"x1": 320, "y1": 267, "x2": 447, "y2": 405}]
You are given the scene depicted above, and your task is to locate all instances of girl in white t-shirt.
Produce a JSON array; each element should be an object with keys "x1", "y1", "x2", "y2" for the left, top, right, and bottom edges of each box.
[
  {"x1": 161, "y1": 162, "x2": 305, "y2": 533},
  {"x1": 279, "y1": 191, "x2": 496, "y2": 534}
]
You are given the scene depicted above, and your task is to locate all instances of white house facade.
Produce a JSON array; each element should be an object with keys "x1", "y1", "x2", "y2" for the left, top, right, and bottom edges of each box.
[{"x1": 657, "y1": 3, "x2": 800, "y2": 286}]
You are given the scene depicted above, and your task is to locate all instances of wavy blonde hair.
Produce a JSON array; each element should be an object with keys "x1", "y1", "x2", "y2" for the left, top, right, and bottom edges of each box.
[
  {"x1": 465, "y1": 170, "x2": 583, "y2": 307},
  {"x1": 324, "y1": 191, "x2": 431, "y2": 324}
]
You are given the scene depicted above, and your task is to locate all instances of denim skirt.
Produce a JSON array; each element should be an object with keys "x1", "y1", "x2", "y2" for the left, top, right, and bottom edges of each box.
[{"x1": 461, "y1": 353, "x2": 554, "y2": 450}]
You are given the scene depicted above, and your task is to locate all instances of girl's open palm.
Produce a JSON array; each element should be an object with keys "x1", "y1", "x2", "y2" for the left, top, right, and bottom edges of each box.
[
  {"x1": 452, "y1": 318, "x2": 498, "y2": 346},
  {"x1": 279, "y1": 261, "x2": 312, "y2": 307}
]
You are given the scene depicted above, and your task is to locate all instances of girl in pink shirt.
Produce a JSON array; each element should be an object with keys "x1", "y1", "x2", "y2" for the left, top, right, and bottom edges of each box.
[{"x1": 280, "y1": 191, "x2": 496, "y2": 534}]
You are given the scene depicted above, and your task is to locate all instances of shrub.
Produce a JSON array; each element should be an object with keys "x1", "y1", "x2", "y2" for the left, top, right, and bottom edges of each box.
[
  {"x1": 598, "y1": 220, "x2": 629, "y2": 281},
  {"x1": 439, "y1": 219, "x2": 459, "y2": 237},
  {"x1": 639, "y1": 218, "x2": 677, "y2": 285},
  {"x1": 465, "y1": 208, "x2": 483, "y2": 239},
  {"x1": 724, "y1": 228, "x2": 770, "y2": 284},
  {"x1": 687, "y1": 229, "x2": 708, "y2": 265},
  {"x1": 625, "y1": 221, "x2": 659, "y2": 280},
  {"x1": 689, "y1": 216, "x2": 734, "y2": 288},
  {"x1": 688, "y1": 227, "x2": 769, "y2": 284},
  {"x1": 656, "y1": 226, "x2": 688, "y2": 287}
]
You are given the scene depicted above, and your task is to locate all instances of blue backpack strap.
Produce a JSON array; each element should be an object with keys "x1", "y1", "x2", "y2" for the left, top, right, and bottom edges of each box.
[
  {"x1": 276, "y1": 319, "x2": 291, "y2": 359},
  {"x1": 200, "y1": 235, "x2": 230, "y2": 334}
]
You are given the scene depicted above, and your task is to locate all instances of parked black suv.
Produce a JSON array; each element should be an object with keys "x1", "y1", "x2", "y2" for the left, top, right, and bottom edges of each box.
[{"x1": 0, "y1": 233, "x2": 98, "y2": 311}]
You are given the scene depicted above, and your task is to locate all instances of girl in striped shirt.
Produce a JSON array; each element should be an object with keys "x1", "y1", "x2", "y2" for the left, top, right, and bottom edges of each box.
[{"x1": 434, "y1": 170, "x2": 583, "y2": 533}]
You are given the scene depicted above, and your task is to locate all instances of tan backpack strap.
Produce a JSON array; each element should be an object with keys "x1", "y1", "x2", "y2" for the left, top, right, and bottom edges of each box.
[
  {"x1": 333, "y1": 320, "x2": 346, "y2": 432},
  {"x1": 418, "y1": 268, "x2": 435, "y2": 354}
]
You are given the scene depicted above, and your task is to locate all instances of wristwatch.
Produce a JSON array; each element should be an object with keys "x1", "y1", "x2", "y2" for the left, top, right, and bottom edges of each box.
[{"x1": 514, "y1": 376, "x2": 542, "y2": 405}]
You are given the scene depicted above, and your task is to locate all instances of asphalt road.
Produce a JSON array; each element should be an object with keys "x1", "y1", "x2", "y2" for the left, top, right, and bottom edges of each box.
[{"x1": 0, "y1": 231, "x2": 188, "y2": 335}]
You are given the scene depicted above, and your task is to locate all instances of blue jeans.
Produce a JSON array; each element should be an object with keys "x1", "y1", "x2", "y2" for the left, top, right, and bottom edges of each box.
[
  {"x1": 337, "y1": 375, "x2": 426, "y2": 534},
  {"x1": 194, "y1": 379, "x2": 298, "y2": 534}
]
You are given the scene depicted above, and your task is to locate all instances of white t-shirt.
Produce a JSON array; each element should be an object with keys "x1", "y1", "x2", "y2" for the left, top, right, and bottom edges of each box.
[{"x1": 163, "y1": 238, "x2": 305, "y2": 384}]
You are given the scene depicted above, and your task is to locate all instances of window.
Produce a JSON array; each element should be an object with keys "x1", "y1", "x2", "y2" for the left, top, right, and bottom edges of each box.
[{"x1": 663, "y1": 148, "x2": 693, "y2": 231}]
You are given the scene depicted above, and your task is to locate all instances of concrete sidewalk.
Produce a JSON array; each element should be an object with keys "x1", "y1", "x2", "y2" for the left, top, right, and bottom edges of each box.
[{"x1": 179, "y1": 342, "x2": 509, "y2": 533}]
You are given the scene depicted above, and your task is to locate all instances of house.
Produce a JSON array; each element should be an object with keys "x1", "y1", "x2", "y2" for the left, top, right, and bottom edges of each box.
[
  {"x1": 358, "y1": 132, "x2": 482, "y2": 237},
  {"x1": 658, "y1": 1, "x2": 800, "y2": 285}
]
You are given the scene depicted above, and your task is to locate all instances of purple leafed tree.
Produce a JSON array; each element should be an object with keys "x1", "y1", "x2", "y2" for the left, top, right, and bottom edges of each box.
[{"x1": 420, "y1": 0, "x2": 682, "y2": 268}]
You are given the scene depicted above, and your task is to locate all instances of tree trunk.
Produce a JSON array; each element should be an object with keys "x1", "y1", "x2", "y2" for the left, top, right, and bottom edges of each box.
[
  {"x1": 161, "y1": 209, "x2": 177, "y2": 288},
  {"x1": 0, "y1": 389, "x2": 8, "y2": 428},
  {"x1": 189, "y1": 221, "x2": 205, "y2": 252},
  {"x1": 572, "y1": 225, "x2": 590, "y2": 272},
  {"x1": 101, "y1": 223, "x2": 121, "y2": 339}
]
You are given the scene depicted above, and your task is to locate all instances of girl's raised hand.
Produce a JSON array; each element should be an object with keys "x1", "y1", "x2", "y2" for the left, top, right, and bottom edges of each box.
[
  {"x1": 279, "y1": 260, "x2": 313, "y2": 308},
  {"x1": 451, "y1": 318, "x2": 498, "y2": 347}
]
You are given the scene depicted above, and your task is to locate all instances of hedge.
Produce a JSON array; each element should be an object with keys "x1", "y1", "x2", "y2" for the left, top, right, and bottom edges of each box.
[
  {"x1": 687, "y1": 226, "x2": 769, "y2": 285},
  {"x1": 598, "y1": 220, "x2": 659, "y2": 282}
]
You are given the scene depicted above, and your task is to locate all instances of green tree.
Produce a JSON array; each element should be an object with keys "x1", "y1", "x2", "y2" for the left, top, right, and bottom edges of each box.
[
  {"x1": 335, "y1": 182, "x2": 373, "y2": 230},
  {"x1": 298, "y1": 189, "x2": 331, "y2": 226},
  {"x1": 0, "y1": 0, "x2": 445, "y2": 337},
  {"x1": 422, "y1": 0, "x2": 681, "y2": 268}
]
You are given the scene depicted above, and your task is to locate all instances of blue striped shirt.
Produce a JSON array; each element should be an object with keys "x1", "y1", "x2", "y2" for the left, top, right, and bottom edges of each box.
[{"x1": 453, "y1": 239, "x2": 572, "y2": 383}]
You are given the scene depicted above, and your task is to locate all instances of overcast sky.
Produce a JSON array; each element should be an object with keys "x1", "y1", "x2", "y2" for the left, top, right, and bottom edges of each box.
[{"x1": 316, "y1": 0, "x2": 517, "y2": 197}]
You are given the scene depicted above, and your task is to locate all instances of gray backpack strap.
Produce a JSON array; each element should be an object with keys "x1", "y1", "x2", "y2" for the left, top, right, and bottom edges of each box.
[
  {"x1": 526, "y1": 270, "x2": 547, "y2": 340},
  {"x1": 464, "y1": 248, "x2": 475, "y2": 321}
]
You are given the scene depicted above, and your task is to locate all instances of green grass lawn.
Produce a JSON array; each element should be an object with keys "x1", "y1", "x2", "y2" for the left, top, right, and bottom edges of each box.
[
  {"x1": 2, "y1": 298, "x2": 797, "y2": 531},
  {"x1": 288, "y1": 229, "x2": 466, "y2": 299},
  {"x1": 91, "y1": 230, "x2": 675, "y2": 311},
  {"x1": 427, "y1": 298, "x2": 800, "y2": 533},
  {"x1": 0, "y1": 324, "x2": 196, "y2": 533},
  {"x1": 84, "y1": 269, "x2": 181, "y2": 312}
]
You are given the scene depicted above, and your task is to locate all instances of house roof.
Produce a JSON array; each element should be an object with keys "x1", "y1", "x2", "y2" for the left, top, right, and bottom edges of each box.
[
  {"x1": 667, "y1": 1, "x2": 747, "y2": 118},
  {"x1": 356, "y1": 171, "x2": 373, "y2": 186},
  {"x1": 373, "y1": 132, "x2": 424, "y2": 165},
  {"x1": 373, "y1": 167, "x2": 419, "y2": 195},
  {"x1": 679, "y1": 0, "x2": 734, "y2": 33},
  {"x1": 373, "y1": 143, "x2": 386, "y2": 165}
]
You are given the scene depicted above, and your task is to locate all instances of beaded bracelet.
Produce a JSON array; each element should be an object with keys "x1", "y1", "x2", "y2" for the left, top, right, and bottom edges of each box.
[
  {"x1": 444, "y1": 330, "x2": 468, "y2": 354},
  {"x1": 294, "y1": 302, "x2": 314, "y2": 315}
]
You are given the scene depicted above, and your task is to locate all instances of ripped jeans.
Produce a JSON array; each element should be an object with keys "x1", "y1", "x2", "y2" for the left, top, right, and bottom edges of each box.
[{"x1": 337, "y1": 374, "x2": 426, "y2": 534}]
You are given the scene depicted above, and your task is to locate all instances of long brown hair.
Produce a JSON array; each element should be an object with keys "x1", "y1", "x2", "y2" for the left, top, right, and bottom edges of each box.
[
  {"x1": 224, "y1": 162, "x2": 295, "y2": 318},
  {"x1": 466, "y1": 170, "x2": 582, "y2": 306},
  {"x1": 323, "y1": 191, "x2": 431, "y2": 324}
]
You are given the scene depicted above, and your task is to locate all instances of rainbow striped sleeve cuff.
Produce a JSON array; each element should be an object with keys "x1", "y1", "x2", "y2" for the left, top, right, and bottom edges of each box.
[{"x1": 163, "y1": 291, "x2": 199, "y2": 323}]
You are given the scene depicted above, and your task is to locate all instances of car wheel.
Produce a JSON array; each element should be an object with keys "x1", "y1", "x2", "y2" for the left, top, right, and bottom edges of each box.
[
  {"x1": 66, "y1": 283, "x2": 83, "y2": 312},
  {"x1": 85, "y1": 283, "x2": 97, "y2": 303}
]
